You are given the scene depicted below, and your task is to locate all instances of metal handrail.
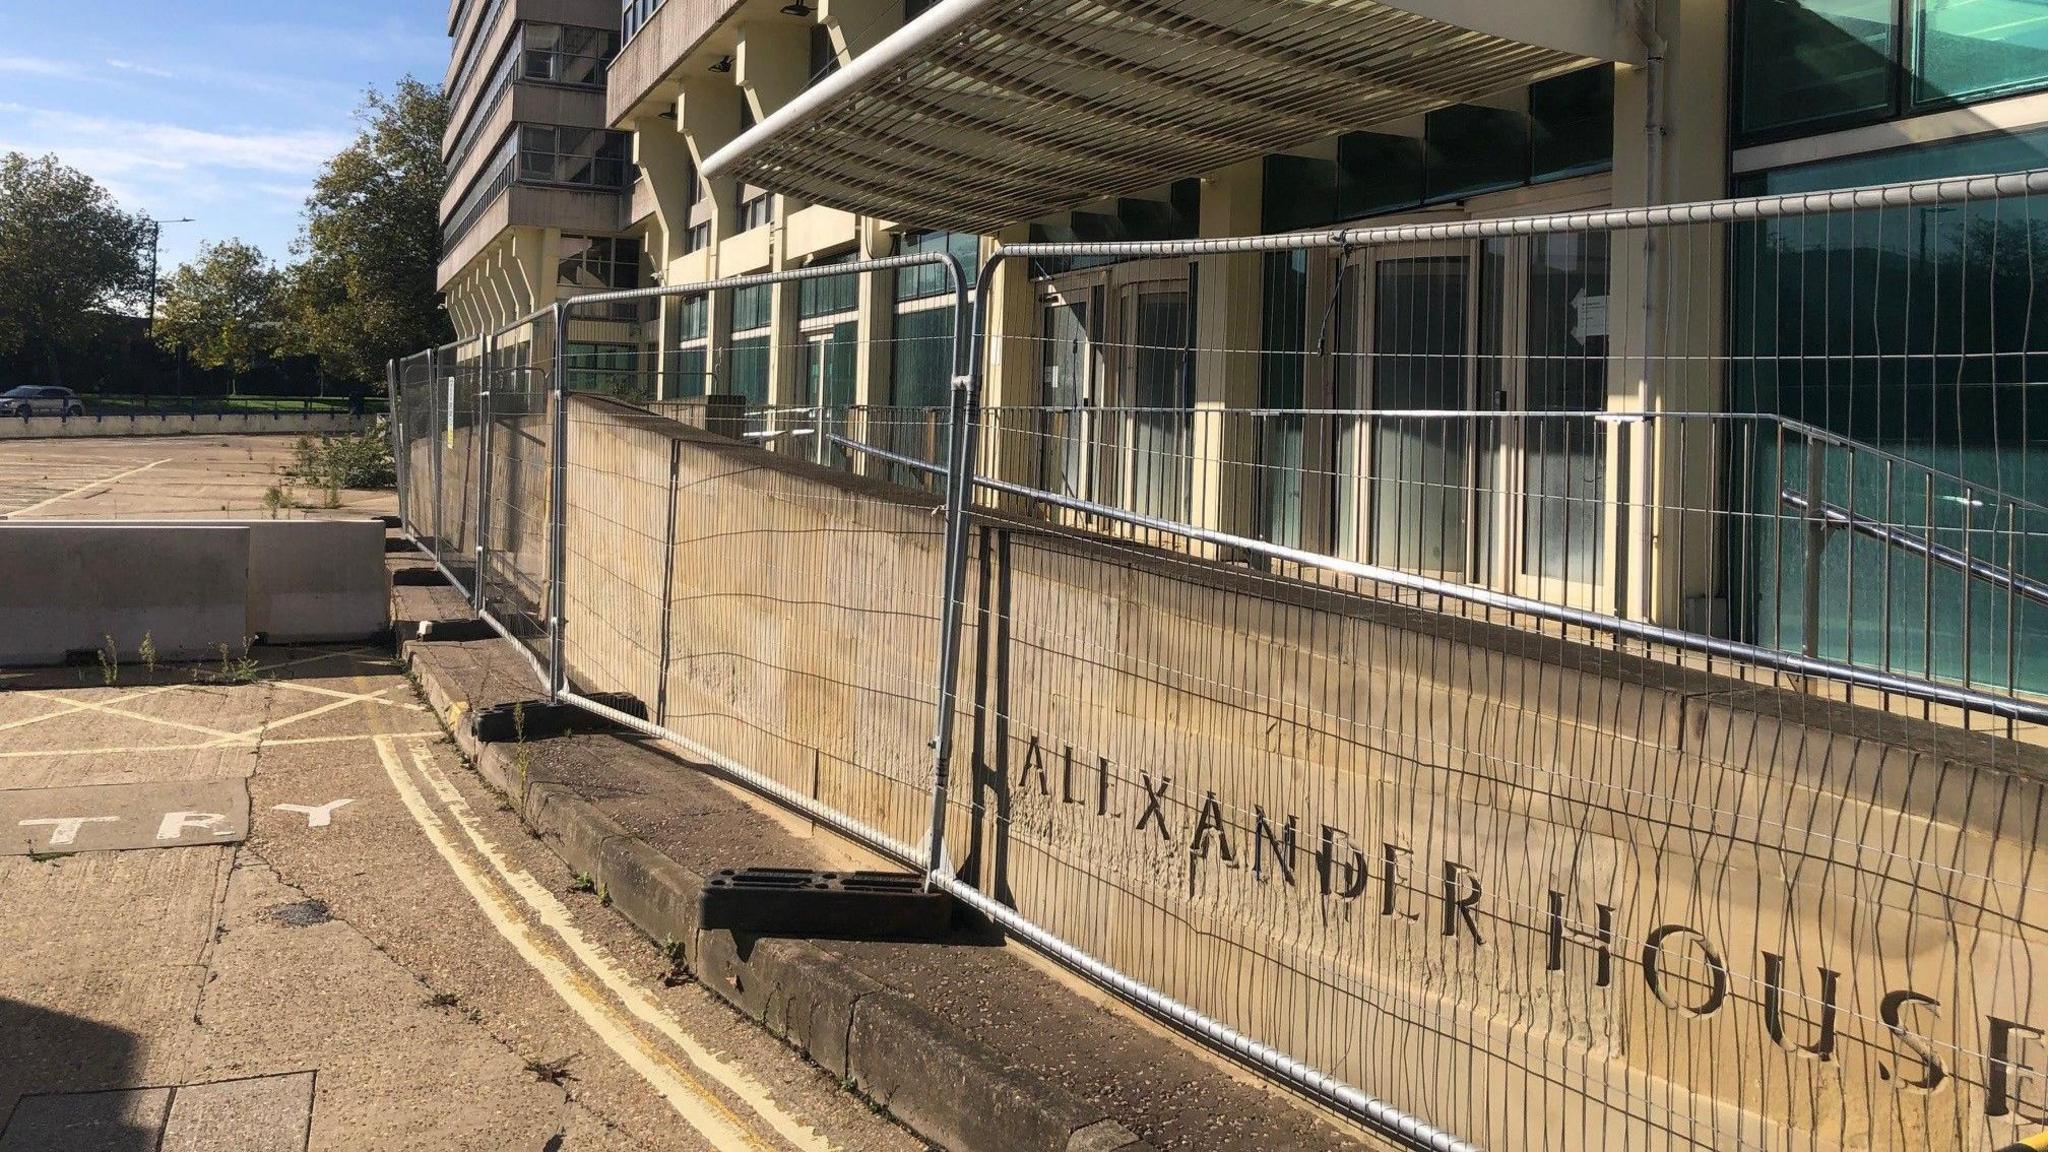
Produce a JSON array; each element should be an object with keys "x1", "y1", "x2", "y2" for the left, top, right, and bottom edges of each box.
[{"x1": 1781, "y1": 489, "x2": 2048, "y2": 610}]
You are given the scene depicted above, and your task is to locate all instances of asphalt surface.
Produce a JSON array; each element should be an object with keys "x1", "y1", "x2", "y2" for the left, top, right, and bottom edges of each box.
[{"x1": 0, "y1": 436, "x2": 932, "y2": 1152}]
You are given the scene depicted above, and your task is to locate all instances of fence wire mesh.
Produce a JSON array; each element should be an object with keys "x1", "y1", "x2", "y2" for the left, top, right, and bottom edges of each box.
[
  {"x1": 477, "y1": 310, "x2": 558, "y2": 680},
  {"x1": 394, "y1": 172, "x2": 2048, "y2": 1152}
]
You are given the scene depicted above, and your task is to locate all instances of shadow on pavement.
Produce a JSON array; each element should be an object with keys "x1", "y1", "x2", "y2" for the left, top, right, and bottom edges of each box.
[{"x1": 0, "y1": 997, "x2": 155, "y2": 1152}]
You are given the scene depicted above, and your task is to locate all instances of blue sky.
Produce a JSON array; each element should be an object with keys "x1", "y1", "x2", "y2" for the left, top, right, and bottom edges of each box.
[{"x1": 0, "y1": 1, "x2": 446, "y2": 272}]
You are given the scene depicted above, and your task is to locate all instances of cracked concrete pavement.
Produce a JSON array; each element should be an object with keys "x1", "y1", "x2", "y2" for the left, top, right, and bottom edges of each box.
[{"x1": 0, "y1": 641, "x2": 935, "y2": 1152}]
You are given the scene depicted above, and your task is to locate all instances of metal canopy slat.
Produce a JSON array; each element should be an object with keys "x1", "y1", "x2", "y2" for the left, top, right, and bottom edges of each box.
[{"x1": 702, "y1": 0, "x2": 1610, "y2": 232}]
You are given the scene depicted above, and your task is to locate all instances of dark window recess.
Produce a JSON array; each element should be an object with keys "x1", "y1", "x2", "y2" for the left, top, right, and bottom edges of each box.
[
  {"x1": 739, "y1": 94, "x2": 756, "y2": 133},
  {"x1": 1337, "y1": 132, "x2": 1425, "y2": 219},
  {"x1": 1424, "y1": 104, "x2": 1529, "y2": 203},
  {"x1": 809, "y1": 23, "x2": 839, "y2": 85},
  {"x1": 1530, "y1": 63, "x2": 1615, "y2": 181},
  {"x1": 1262, "y1": 154, "x2": 1337, "y2": 233},
  {"x1": 904, "y1": 0, "x2": 939, "y2": 20}
]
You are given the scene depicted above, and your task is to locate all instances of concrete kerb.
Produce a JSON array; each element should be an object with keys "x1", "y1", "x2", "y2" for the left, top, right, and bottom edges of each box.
[{"x1": 398, "y1": 637, "x2": 1152, "y2": 1152}]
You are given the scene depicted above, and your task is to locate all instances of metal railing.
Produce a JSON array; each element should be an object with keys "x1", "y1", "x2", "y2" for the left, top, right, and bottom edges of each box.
[{"x1": 394, "y1": 166, "x2": 2048, "y2": 1152}]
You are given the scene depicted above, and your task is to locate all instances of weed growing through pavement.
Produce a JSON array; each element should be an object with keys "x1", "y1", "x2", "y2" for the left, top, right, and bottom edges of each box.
[
  {"x1": 426, "y1": 991, "x2": 460, "y2": 1009},
  {"x1": 261, "y1": 484, "x2": 296, "y2": 518},
  {"x1": 139, "y1": 632, "x2": 158, "y2": 674},
  {"x1": 568, "y1": 871, "x2": 597, "y2": 894},
  {"x1": 197, "y1": 638, "x2": 261, "y2": 685},
  {"x1": 523, "y1": 1054, "x2": 576, "y2": 1085},
  {"x1": 97, "y1": 634, "x2": 118, "y2": 686},
  {"x1": 659, "y1": 935, "x2": 692, "y2": 987}
]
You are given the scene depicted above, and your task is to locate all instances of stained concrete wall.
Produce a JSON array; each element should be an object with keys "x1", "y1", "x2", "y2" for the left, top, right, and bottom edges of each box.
[
  {"x1": 0, "y1": 520, "x2": 389, "y2": 665},
  {"x1": 539, "y1": 396, "x2": 2048, "y2": 1151},
  {"x1": 0, "y1": 412, "x2": 373, "y2": 441}
]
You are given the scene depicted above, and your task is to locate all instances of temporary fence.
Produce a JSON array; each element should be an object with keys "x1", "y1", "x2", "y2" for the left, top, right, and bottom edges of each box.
[{"x1": 393, "y1": 169, "x2": 2048, "y2": 1152}]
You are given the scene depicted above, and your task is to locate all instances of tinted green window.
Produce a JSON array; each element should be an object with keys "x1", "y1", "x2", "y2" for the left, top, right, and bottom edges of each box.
[
  {"x1": 799, "y1": 256, "x2": 859, "y2": 319},
  {"x1": 731, "y1": 284, "x2": 773, "y2": 331},
  {"x1": 894, "y1": 231, "x2": 977, "y2": 302},
  {"x1": 677, "y1": 294, "x2": 707, "y2": 340},
  {"x1": 1262, "y1": 155, "x2": 1335, "y2": 232},
  {"x1": 1423, "y1": 105, "x2": 1527, "y2": 202},
  {"x1": 891, "y1": 308, "x2": 955, "y2": 408},
  {"x1": 728, "y1": 335, "x2": 769, "y2": 404},
  {"x1": 675, "y1": 346, "x2": 708, "y2": 395},
  {"x1": 1730, "y1": 129, "x2": 2048, "y2": 691},
  {"x1": 1913, "y1": 0, "x2": 2048, "y2": 105},
  {"x1": 1529, "y1": 64, "x2": 1615, "y2": 182},
  {"x1": 1736, "y1": 0, "x2": 1895, "y2": 139}
]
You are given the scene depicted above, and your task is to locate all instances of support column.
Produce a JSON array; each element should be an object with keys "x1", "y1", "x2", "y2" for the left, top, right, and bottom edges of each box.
[
  {"x1": 1607, "y1": 0, "x2": 1729, "y2": 627},
  {"x1": 634, "y1": 114, "x2": 695, "y2": 398},
  {"x1": 678, "y1": 79, "x2": 741, "y2": 392},
  {"x1": 1189, "y1": 159, "x2": 1264, "y2": 542}
]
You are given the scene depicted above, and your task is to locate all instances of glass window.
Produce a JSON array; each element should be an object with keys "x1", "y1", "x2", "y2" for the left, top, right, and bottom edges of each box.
[
  {"x1": 904, "y1": 0, "x2": 938, "y2": 19},
  {"x1": 1730, "y1": 128, "x2": 2048, "y2": 691},
  {"x1": 799, "y1": 253, "x2": 859, "y2": 319},
  {"x1": 1336, "y1": 135, "x2": 1423, "y2": 221},
  {"x1": 1736, "y1": 0, "x2": 1897, "y2": 140},
  {"x1": 565, "y1": 342, "x2": 644, "y2": 399},
  {"x1": 677, "y1": 294, "x2": 707, "y2": 340},
  {"x1": 1913, "y1": 0, "x2": 2048, "y2": 105},
  {"x1": 1261, "y1": 155, "x2": 1335, "y2": 233},
  {"x1": 1529, "y1": 64, "x2": 1615, "y2": 182},
  {"x1": 894, "y1": 231, "x2": 977, "y2": 302},
  {"x1": 731, "y1": 283, "x2": 774, "y2": 331},
  {"x1": 728, "y1": 336, "x2": 770, "y2": 404},
  {"x1": 1423, "y1": 104, "x2": 1528, "y2": 202},
  {"x1": 890, "y1": 308, "x2": 955, "y2": 408},
  {"x1": 558, "y1": 235, "x2": 642, "y2": 291}
]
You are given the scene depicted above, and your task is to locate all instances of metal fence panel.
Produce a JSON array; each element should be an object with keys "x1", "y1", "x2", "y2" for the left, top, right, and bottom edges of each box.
[{"x1": 388, "y1": 170, "x2": 2048, "y2": 1152}]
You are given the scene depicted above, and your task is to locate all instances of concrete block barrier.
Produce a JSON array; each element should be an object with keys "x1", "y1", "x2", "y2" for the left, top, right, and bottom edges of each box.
[
  {"x1": 0, "y1": 412, "x2": 373, "y2": 441},
  {"x1": 0, "y1": 519, "x2": 390, "y2": 665}
]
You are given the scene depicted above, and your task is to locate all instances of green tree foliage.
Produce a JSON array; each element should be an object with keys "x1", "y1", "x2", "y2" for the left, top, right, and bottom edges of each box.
[
  {"x1": 0, "y1": 152, "x2": 147, "y2": 385},
  {"x1": 155, "y1": 240, "x2": 285, "y2": 375},
  {"x1": 286, "y1": 78, "x2": 453, "y2": 383}
]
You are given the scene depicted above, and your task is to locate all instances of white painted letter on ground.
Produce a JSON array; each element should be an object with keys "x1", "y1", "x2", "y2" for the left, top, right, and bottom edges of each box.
[
  {"x1": 273, "y1": 800, "x2": 355, "y2": 829},
  {"x1": 19, "y1": 817, "x2": 118, "y2": 847}
]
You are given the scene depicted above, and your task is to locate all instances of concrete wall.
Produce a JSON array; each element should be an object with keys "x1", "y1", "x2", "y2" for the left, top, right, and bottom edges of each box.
[
  {"x1": 0, "y1": 520, "x2": 389, "y2": 665},
  {"x1": 0, "y1": 412, "x2": 373, "y2": 441},
  {"x1": 548, "y1": 395, "x2": 2048, "y2": 1152},
  {"x1": 0, "y1": 526, "x2": 251, "y2": 665}
]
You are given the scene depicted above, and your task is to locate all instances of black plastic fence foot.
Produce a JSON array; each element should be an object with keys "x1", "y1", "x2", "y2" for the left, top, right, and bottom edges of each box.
[
  {"x1": 698, "y1": 868, "x2": 956, "y2": 941},
  {"x1": 391, "y1": 566, "x2": 451, "y2": 587},
  {"x1": 471, "y1": 694, "x2": 646, "y2": 743},
  {"x1": 373, "y1": 514, "x2": 402, "y2": 528},
  {"x1": 384, "y1": 535, "x2": 419, "y2": 554}
]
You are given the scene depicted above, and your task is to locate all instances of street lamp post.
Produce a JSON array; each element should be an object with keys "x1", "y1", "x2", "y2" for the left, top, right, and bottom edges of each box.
[
  {"x1": 141, "y1": 215, "x2": 194, "y2": 337},
  {"x1": 140, "y1": 216, "x2": 194, "y2": 410}
]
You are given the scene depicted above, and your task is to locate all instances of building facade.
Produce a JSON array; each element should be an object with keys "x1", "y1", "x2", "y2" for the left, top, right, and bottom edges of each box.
[
  {"x1": 438, "y1": 0, "x2": 653, "y2": 393},
  {"x1": 438, "y1": 0, "x2": 2048, "y2": 691}
]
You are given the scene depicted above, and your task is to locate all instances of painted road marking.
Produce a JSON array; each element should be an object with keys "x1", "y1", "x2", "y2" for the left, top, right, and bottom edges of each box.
[
  {"x1": 374, "y1": 736, "x2": 825, "y2": 1152},
  {"x1": 273, "y1": 799, "x2": 355, "y2": 828},
  {"x1": 1, "y1": 457, "x2": 172, "y2": 519},
  {"x1": 1, "y1": 780, "x2": 249, "y2": 855},
  {"x1": 0, "y1": 731, "x2": 447, "y2": 759},
  {"x1": 403, "y1": 741, "x2": 842, "y2": 1152}
]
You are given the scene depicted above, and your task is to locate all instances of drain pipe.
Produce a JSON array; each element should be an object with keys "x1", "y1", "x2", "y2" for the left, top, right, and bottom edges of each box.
[{"x1": 1623, "y1": 0, "x2": 1668, "y2": 623}]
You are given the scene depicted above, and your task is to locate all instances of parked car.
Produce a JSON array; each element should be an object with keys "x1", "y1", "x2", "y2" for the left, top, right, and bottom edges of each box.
[{"x1": 0, "y1": 386, "x2": 85, "y2": 417}]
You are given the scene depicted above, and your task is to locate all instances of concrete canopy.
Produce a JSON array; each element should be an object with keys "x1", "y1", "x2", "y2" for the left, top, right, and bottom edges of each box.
[{"x1": 700, "y1": 0, "x2": 1639, "y2": 234}]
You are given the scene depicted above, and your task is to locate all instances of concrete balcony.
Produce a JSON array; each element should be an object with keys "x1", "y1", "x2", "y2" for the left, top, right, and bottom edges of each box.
[
  {"x1": 701, "y1": 0, "x2": 1646, "y2": 233},
  {"x1": 608, "y1": 0, "x2": 747, "y2": 127},
  {"x1": 441, "y1": 84, "x2": 614, "y2": 221}
]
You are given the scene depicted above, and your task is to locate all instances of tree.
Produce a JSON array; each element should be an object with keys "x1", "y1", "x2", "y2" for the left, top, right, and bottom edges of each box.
[
  {"x1": 0, "y1": 152, "x2": 148, "y2": 385},
  {"x1": 286, "y1": 77, "x2": 453, "y2": 384},
  {"x1": 154, "y1": 240, "x2": 285, "y2": 377}
]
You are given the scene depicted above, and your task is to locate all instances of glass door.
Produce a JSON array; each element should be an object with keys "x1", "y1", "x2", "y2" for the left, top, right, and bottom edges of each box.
[
  {"x1": 1513, "y1": 233, "x2": 1610, "y2": 601},
  {"x1": 1039, "y1": 288, "x2": 1095, "y2": 500},
  {"x1": 1117, "y1": 282, "x2": 1192, "y2": 521},
  {"x1": 1363, "y1": 251, "x2": 1474, "y2": 578},
  {"x1": 802, "y1": 321, "x2": 856, "y2": 465}
]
